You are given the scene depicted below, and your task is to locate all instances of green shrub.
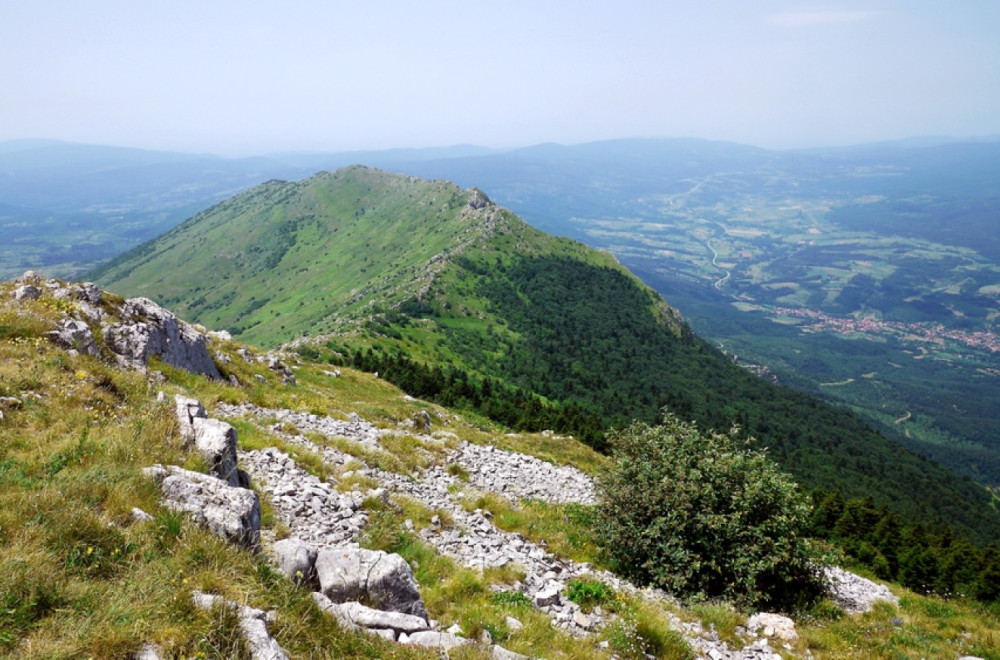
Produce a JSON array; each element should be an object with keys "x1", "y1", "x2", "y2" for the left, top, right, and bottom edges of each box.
[
  {"x1": 565, "y1": 578, "x2": 613, "y2": 611},
  {"x1": 490, "y1": 590, "x2": 532, "y2": 608},
  {"x1": 596, "y1": 412, "x2": 822, "y2": 609}
]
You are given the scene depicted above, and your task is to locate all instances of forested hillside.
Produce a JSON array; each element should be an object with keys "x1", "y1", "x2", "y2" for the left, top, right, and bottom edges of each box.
[{"x1": 92, "y1": 166, "x2": 1000, "y2": 545}]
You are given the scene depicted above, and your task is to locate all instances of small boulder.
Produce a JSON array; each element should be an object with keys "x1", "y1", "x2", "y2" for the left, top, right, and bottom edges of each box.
[
  {"x1": 131, "y1": 507, "x2": 155, "y2": 523},
  {"x1": 400, "y1": 630, "x2": 470, "y2": 650},
  {"x1": 326, "y1": 601, "x2": 429, "y2": 634},
  {"x1": 746, "y1": 612, "x2": 797, "y2": 642},
  {"x1": 192, "y1": 417, "x2": 241, "y2": 487},
  {"x1": 12, "y1": 284, "x2": 41, "y2": 301},
  {"x1": 271, "y1": 537, "x2": 318, "y2": 588},
  {"x1": 413, "y1": 409, "x2": 431, "y2": 432},
  {"x1": 533, "y1": 582, "x2": 563, "y2": 607},
  {"x1": 73, "y1": 282, "x2": 103, "y2": 305},
  {"x1": 46, "y1": 318, "x2": 99, "y2": 356},
  {"x1": 315, "y1": 546, "x2": 428, "y2": 618},
  {"x1": 492, "y1": 645, "x2": 529, "y2": 660},
  {"x1": 144, "y1": 464, "x2": 260, "y2": 549},
  {"x1": 15, "y1": 270, "x2": 40, "y2": 284},
  {"x1": 174, "y1": 395, "x2": 207, "y2": 445},
  {"x1": 191, "y1": 591, "x2": 287, "y2": 660}
]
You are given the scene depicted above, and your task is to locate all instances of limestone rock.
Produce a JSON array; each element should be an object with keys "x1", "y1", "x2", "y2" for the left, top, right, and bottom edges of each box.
[
  {"x1": 0, "y1": 396, "x2": 22, "y2": 409},
  {"x1": 133, "y1": 643, "x2": 162, "y2": 660},
  {"x1": 144, "y1": 464, "x2": 260, "y2": 549},
  {"x1": 271, "y1": 537, "x2": 318, "y2": 588},
  {"x1": 192, "y1": 417, "x2": 242, "y2": 487},
  {"x1": 105, "y1": 297, "x2": 221, "y2": 379},
  {"x1": 174, "y1": 394, "x2": 207, "y2": 445},
  {"x1": 413, "y1": 409, "x2": 431, "y2": 432},
  {"x1": 326, "y1": 600, "x2": 429, "y2": 634},
  {"x1": 746, "y1": 612, "x2": 797, "y2": 641},
  {"x1": 400, "y1": 630, "x2": 470, "y2": 650},
  {"x1": 312, "y1": 592, "x2": 361, "y2": 633},
  {"x1": 572, "y1": 610, "x2": 593, "y2": 630},
  {"x1": 191, "y1": 591, "x2": 287, "y2": 660},
  {"x1": 74, "y1": 282, "x2": 103, "y2": 305},
  {"x1": 533, "y1": 582, "x2": 563, "y2": 607},
  {"x1": 131, "y1": 507, "x2": 155, "y2": 523},
  {"x1": 492, "y1": 645, "x2": 529, "y2": 660},
  {"x1": 315, "y1": 546, "x2": 428, "y2": 618},
  {"x1": 12, "y1": 284, "x2": 41, "y2": 301},
  {"x1": 824, "y1": 565, "x2": 899, "y2": 613},
  {"x1": 46, "y1": 318, "x2": 99, "y2": 356}
]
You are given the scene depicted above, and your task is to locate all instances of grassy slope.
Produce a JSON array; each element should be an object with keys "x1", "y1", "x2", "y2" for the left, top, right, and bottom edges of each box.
[
  {"x1": 0, "y1": 278, "x2": 620, "y2": 659},
  {"x1": 91, "y1": 167, "x2": 1000, "y2": 545},
  {"x1": 4, "y1": 279, "x2": 1000, "y2": 659},
  {"x1": 91, "y1": 166, "x2": 563, "y2": 348}
]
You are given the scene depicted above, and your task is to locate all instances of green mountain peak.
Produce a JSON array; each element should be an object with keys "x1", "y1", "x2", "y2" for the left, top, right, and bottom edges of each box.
[{"x1": 92, "y1": 165, "x2": 681, "y2": 349}]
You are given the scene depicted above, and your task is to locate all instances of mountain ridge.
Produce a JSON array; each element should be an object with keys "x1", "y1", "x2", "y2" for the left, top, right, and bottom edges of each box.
[{"x1": 91, "y1": 167, "x2": 1000, "y2": 546}]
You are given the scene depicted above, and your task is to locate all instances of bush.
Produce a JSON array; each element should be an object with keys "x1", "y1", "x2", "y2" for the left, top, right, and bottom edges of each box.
[{"x1": 596, "y1": 412, "x2": 822, "y2": 609}]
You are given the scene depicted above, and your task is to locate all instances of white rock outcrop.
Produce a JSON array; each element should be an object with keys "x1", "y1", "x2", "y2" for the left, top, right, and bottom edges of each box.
[{"x1": 105, "y1": 297, "x2": 221, "y2": 379}]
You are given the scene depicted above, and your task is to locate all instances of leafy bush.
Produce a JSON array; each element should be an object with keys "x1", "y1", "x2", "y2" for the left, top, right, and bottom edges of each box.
[{"x1": 596, "y1": 412, "x2": 823, "y2": 609}]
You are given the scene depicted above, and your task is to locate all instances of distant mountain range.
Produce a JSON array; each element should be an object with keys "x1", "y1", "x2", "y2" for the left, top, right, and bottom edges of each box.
[{"x1": 5, "y1": 135, "x2": 1000, "y2": 486}]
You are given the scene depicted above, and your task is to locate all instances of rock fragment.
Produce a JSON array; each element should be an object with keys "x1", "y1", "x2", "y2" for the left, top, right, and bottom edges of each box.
[
  {"x1": 191, "y1": 591, "x2": 287, "y2": 660},
  {"x1": 143, "y1": 464, "x2": 260, "y2": 549},
  {"x1": 271, "y1": 537, "x2": 318, "y2": 588},
  {"x1": 315, "y1": 546, "x2": 428, "y2": 619},
  {"x1": 46, "y1": 318, "x2": 99, "y2": 356}
]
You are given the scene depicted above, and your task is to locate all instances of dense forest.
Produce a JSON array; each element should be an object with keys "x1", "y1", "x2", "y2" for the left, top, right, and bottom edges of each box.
[
  {"x1": 810, "y1": 489, "x2": 1000, "y2": 604},
  {"x1": 333, "y1": 253, "x2": 1000, "y2": 546}
]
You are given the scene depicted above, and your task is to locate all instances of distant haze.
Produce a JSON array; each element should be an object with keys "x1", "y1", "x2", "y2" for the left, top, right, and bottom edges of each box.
[{"x1": 2, "y1": 1, "x2": 999, "y2": 155}]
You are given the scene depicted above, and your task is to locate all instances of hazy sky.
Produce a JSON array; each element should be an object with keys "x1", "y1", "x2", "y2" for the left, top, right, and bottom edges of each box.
[{"x1": 2, "y1": 1, "x2": 998, "y2": 154}]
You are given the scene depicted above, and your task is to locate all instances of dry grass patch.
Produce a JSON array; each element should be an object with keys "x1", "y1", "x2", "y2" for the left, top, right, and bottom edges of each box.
[{"x1": 798, "y1": 595, "x2": 1000, "y2": 659}]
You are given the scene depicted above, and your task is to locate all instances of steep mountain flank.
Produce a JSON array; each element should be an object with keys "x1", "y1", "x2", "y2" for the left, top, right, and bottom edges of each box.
[{"x1": 91, "y1": 168, "x2": 1000, "y2": 545}]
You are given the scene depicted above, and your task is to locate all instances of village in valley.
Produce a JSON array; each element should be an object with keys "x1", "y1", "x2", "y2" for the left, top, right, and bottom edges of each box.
[{"x1": 774, "y1": 306, "x2": 1000, "y2": 355}]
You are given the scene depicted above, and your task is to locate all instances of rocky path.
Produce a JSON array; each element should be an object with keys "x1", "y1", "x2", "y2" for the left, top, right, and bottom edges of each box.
[
  {"x1": 238, "y1": 447, "x2": 368, "y2": 549},
  {"x1": 216, "y1": 402, "x2": 797, "y2": 659}
]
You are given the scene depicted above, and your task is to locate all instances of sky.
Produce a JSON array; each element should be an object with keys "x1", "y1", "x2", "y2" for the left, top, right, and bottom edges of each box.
[{"x1": 2, "y1": 1, "x2": 999, "y2": 155}]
